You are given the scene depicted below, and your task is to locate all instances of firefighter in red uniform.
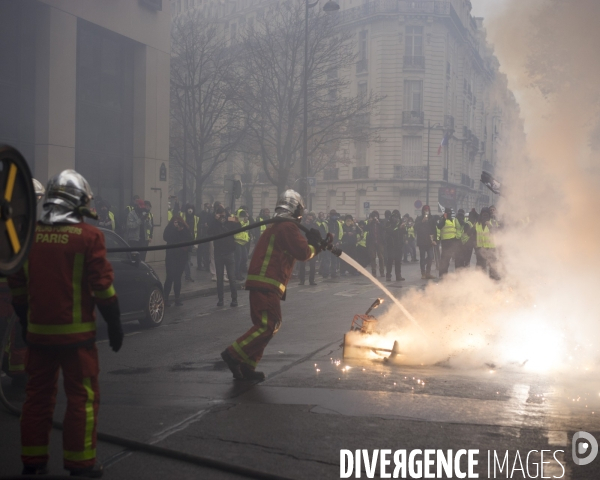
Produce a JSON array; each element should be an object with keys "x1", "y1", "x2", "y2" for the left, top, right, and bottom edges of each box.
[
  {"x1": 8, "y1": 170, "x2": 124, "y2": 478},
  {"x1": 1, "y1": 178, "x2": 45, "y2": 387},
  {"x1": 221, "y1": 190, "x2": 326, "y2": 381}
]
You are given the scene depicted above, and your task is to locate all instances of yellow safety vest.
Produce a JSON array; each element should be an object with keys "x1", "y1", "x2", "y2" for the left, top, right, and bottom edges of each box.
[
  {"x1": 440, "y1": 218, "x2": 459, "y2": 240},
  {"x1": 475, "y1": 223, "x2": 495, "y2": 248},
  {"x1": 168, "y1": 210, "x2": 173, "y2": 221},
  {"x1": 407, "y1": 226, "x2": 415, "y2": 239},
  {"x1": 108, "y1": 212, "x2": 115, "y2": 231},
  {"x1": 460, "y1": 220, "x2": 472, "y2": 245},
  {"x1": 234, "y1": 220, "x2": 250, "y2": 245},
  {"x1": 357, "y1": 231, "x2": 367, "y2": 247},
  {"x1": 257, "y1": 216, "x2": 268, "y2": 233}
]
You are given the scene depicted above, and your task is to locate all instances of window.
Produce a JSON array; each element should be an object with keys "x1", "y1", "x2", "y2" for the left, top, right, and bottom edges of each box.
[
  {"x1": 355, "y1": 140, "x2": 367, "y2": 167},
  {"x1": 405, "y1": 26, "x2": 423, "y2": 56},
  {"x1": 358, "y1": 81, "x2": 367, "y2": 98},
  {"x1": 104, "y1": 231, "x2": 130, "y2": 262},
  {"x1": 402, "y1": 136, "x2": 422, "y2": 166},
  {"x1": 359, "y1": 31, "x2": 368, "y2": 61},
  {"x1": 403, "y1": 80, "x2": 422, "y2": 112}
]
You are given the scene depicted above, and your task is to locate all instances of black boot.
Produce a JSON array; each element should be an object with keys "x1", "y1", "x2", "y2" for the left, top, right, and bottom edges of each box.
[
  {"x1": 22, "y1": 464, "x2": 48, "y2": 475},
  {"x1": 221, "y1": 350, "x2": 243, "y2": 379},
  {"x1": 240, "y1": 363, "x2": 265, "y2": 381},
  {"x1": 69, "y1": 462, "x2": 104, "y2": 478}
]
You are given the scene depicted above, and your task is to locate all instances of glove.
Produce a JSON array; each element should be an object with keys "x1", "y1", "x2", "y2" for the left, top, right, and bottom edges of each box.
[
  {"x1": 306, "y1": 228, "x2": 323, "y2": 253},
  {"x1": 13, "y1": 304, "x2": 28, "y2": 344},
  {"x1": 98, "y1": 300, "x2": 124, "y2": 352}
]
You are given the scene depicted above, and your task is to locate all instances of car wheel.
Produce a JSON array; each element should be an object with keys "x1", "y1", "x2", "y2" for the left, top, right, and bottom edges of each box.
[{"x1": 139, "y1": 286, "x2": 164, "y2": 328}]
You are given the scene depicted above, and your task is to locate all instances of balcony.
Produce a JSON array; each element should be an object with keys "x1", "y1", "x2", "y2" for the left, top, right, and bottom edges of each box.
[
  {"x1": 356, "y1": 58, "x2": 368, "y2": 74},
  {"x1": 394, "y1": 165, "x2": 427, "y2": 180},
  {"x1": 444, "y1": 115, "x2": 455, "y2": 132},
  {"x1": 403, "y1": 55, "x2": 425, "y2": 69},
  {"x1": 353, "y1": 166, "x2": 369, "y2": 179},
  {"x1": 402, "y1": 111, "x2": 424, "y2": 127},
  {"x1": 323, "y1": 168, "x2": 339, "y2": 181},
  {"x1": 339, "y1": 0, "x2": 450, "y2": 24}
]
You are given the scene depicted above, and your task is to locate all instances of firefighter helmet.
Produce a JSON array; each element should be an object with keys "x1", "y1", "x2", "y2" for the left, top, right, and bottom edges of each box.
[
  {"x1": 274, "y1": 189, "x2": 305, "y2": 219},
  {"x1": 40, "y1": 170, "x2": 94, "y2": 225}
]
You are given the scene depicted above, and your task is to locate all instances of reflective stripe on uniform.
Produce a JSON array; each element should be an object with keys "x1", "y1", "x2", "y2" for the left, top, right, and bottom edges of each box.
[
  {"x1": 259, "y1": 235, "x2": 275, "y2": 277},
  {"x1": 22, "y1": 445, "x2": 49, "y2": 457},
  {"x1": 64, "y1": 449, "x2": 96, "y2": 462},
  {"x1": 307, "y1": 245, "x2": 316, "y2": 259},
  {"x1": 28, "y1": 322, "x2": 96, "y2": 335},
  {"x1": 72, "y1": 253, "x2": 84, "y2": 324},
  {"x1": 232, "y1": 311, "x2": 269, "y2": 367},
  {"x1": 83, "y1": 377, "x2": 95, "y2": 454},
  {"x1": 93, "y1": 285, "x2": 116, "y2": 300},
  {"x1": 245, "y1": 275, "x2": 286, "y2": 294}
]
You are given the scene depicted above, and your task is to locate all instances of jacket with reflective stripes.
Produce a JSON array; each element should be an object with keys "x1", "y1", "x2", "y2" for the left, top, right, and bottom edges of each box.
[
  {"x1": 245, "y1": 221, "x2": 316, "y2": 297},
  {"x1": 9, "y1": 222, "x2": 117, "y2": 347}
]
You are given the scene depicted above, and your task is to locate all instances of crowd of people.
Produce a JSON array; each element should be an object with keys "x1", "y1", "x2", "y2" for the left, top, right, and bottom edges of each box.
[{"x1": 88, "y1": 196, "x2": 503, "y2": 306}]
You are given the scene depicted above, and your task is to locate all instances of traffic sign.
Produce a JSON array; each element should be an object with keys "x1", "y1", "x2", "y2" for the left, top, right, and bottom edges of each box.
[
  {"x1": 414, "y1": 200, "x2": 422, "y2": 209},
  {"x1": 308, "y1": 177, "x2": 317, "y2": 194},
  {"x1": 363, "y1": 201, "x2": 370, "y2": 209}
]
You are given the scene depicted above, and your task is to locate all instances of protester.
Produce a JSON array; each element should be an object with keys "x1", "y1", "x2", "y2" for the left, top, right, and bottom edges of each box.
[
  {"x1": 403, "y1": 214, "x2": 417, "y2": 263},
  {"x1": 356, "y1": 220, "x2": 369, "y2": 267},
  {"x1": 209, "y1": 205, "x2": 239, "y2": 307},
  {"x1": 96, "y1": 199, "x2": 115, "y2": 232},
  {"x1": 299, "y1": 212, "x2": 318, "y2": 285},
  {"x1": 163, "y1": 215, "x2": 192, "y2": 307},
  {"x1": 234, "y1": 209, "x2": 250, "y2": 281},
  {"x1": 141, "y1": 200, "x2": 154, "y2": 262},
  {"x1": 198, "y1": 203, "x2": 212, "y2": 271},
  {"x1": 474, "y1": 207, "x2": 500, "y2": 280},
  {"x1": 415, "y1": 205, "x2": 437, "y2": 279},
  {"x1": 366, "y1": 210, "x2": 385, "y2": 278},
  {"x1": 437, "y1": 207, "x2": 461, "y2": 277},
  {"x1": 125, "y1": 199, "x2": 148, "y2": 250},
  {"x1": 183, "y1": 203, "x2": 200, "y2": 282},
  {"x1": 340, "y1": 214, "x2": 360, "y2": 275},
  {"x1": 321, "y1": 209, "x2": 343, "y2": 278},
  {"x1": 385, "y1": 210, "x2": 406, "y2": 281}
]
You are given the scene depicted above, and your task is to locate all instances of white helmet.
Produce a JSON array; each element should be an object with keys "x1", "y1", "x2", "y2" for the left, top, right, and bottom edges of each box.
[
  {"x1": 40, "y1": 170, "x2": 93, "y2": 224},
  {"x1": 274, "y1": 189, "x2": 305, "y2": 219}
]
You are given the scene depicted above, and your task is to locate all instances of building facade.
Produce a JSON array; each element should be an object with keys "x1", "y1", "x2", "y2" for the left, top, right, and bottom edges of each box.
[
  {"x1": 0, "y1": 0, "x2": 171, "y2": 261},
  {"x1": 172, "y1": 0, "x2": 522, "y2": 220}
]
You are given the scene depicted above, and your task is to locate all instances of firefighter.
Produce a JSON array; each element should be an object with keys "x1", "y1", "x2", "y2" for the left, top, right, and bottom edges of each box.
[
  {"x1": 221, "y1": 190, "x2": 325, "y2": 381},
  {"x1": 437, "y1": 207, "x2": 461, "y2": 277},
  {"x1": 8, "y1": 170, "x2": 123, "y2": 477}
]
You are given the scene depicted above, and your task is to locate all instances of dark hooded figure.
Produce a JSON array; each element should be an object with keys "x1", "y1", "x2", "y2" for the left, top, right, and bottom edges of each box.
[
  {"x1": 340, "y1": 214, "x2": 360, "y2": 275},
  {"x1": 414, "y1": 205, "x2": 437, "y2": 279},
  {"x1": 384, "y1": 210, "x2": 406, "y2": 281},
  {"x1": 183, "y1": 203, "x2": 199, "y2": 282},
  {"x1": 366, "y1": 210, "x2": 386, "y2": 277}
]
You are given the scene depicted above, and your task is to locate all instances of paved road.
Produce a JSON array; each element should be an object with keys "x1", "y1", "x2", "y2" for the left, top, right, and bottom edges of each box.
[{"x1": 1, "y1": 261, "x2": 599, "y2": 479}]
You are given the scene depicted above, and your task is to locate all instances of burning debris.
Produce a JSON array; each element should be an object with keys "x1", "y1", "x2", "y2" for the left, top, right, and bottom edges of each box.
[{"x1": 341, "y1": 299, "x2": 402, "y2": 362}]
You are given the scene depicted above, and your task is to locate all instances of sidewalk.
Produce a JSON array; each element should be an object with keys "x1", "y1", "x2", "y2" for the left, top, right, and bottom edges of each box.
[{"x1": 147, "y1": 257, "x2": 244, "y2": 301}]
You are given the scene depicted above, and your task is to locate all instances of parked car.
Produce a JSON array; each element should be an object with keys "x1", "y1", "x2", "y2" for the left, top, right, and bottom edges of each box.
[{"x1": 100, "y1": 228, "x2": 165, "y2": 328}]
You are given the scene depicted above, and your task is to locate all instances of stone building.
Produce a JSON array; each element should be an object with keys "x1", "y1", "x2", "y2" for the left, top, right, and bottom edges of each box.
[
  {"x1": 171, "y1": 0, "x2": 522, "y2": 219},
  {"x1": 0, "y1": 0, "x2": 171, "y2": 261}
]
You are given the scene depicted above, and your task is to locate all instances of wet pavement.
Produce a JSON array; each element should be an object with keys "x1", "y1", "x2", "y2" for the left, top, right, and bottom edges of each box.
[{"x1": 1, "y1": 260, "x2": 600, "y2": 479}]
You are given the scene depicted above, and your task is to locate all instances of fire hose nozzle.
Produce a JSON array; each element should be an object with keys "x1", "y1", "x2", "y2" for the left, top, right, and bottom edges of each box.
[{"x1": 329, "y1": 246, "x2": 343, "y2": 257}]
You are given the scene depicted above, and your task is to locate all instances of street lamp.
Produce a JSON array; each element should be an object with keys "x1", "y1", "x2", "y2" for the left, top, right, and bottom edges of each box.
[
  {"x1": 426, "y1": 121, "x2": 441, "y2": 206},
  {"x1": 302, "y1": 0, "x2": 339, "y2": 209}
]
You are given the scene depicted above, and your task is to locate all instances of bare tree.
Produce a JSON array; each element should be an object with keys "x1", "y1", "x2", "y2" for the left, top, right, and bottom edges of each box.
[
  {"x1": 236, "y1": 0, "x2": 381, "y2": 195},
  {"x1": 170, "y1": 11, "x2": 246, "y2": 209}
]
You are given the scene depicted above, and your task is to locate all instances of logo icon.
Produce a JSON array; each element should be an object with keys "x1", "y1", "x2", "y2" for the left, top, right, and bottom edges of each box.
[{"x1": 572, "y1": 431, "x2": 598, "y2": 466}]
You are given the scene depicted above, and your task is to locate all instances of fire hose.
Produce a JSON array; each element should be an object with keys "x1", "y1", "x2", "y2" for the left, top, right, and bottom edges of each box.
[
  {"x1": 0, "y1": 216, "x2": 342, "y2": 479},
  {"x1": 106, "y1": 216, "x2": 342, "y2": 256}
]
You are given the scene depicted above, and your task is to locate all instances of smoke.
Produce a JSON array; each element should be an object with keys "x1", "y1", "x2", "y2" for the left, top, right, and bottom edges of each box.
[{"x1": 368, "y1": 0, "x2": 600, "y2": 374}]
